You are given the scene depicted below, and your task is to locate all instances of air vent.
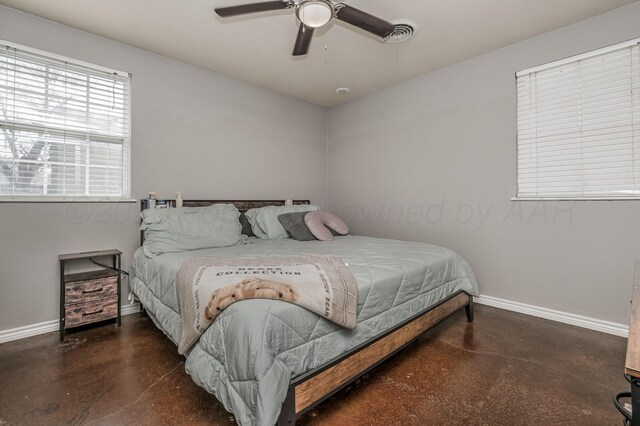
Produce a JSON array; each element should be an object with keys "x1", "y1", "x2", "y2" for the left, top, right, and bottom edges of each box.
[{"x1": 381, "y1": 19, "x2": 418, "y2": 44}]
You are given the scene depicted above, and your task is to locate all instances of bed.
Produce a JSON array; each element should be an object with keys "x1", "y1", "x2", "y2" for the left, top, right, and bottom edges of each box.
[{"x1": 129, "y1": 200, "x2": 479, "y2": 425}]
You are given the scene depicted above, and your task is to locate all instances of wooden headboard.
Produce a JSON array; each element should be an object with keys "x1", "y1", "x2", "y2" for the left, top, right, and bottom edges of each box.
[
  {"x1": 139, "y1": 199, "x2": 310, "y2": 213},
  {"x1": 139, "y1": 199, "x2": 311, "y2": 245}
]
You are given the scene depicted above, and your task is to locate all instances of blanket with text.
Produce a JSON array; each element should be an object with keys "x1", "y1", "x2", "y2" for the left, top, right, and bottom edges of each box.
[{"x1": 177, "y1": 255, "x2": 358, "y2": 354}]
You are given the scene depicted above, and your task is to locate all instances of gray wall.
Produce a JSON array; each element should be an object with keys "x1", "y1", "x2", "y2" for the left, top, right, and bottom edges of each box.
[
  {"x1": 3, "y1": 2, "x2": 640, "y2": 333},
  {"x1": 328, "y1": 2, "x2": 640, "y2": 325},
  {"x1": 0, "y1": 6, "x2": 328, "y2": 331}
]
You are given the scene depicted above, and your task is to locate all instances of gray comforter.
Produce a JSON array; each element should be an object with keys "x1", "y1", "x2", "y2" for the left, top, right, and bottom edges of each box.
[{"x1": 129, "y1": 236, "x2": 479, "y2": 425}]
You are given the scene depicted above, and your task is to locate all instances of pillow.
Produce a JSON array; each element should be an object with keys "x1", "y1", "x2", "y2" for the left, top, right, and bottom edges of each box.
[
  {"x1": 278, "y1": 212, "x2": 317, "y2": 241},
  {"x1": 140, "y1": 204, "x2": 242, "y2": 258},
  {"x1": 304, "y1": 211, "x2": 349, "y2": 241},
  {"x1": 243, "y1": 209, "x2": 267, "y2": 239},
  {"x1": 239, "y1": 213, "x2": 254, "y2": 237},
  {"x1": 245, "y1": 204, "x2": 318, "y2": 239}
]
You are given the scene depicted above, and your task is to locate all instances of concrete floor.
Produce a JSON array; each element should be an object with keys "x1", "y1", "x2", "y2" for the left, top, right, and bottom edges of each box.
[{"x1": 0, "y1": 304, "x2": 629, "y2": 425}]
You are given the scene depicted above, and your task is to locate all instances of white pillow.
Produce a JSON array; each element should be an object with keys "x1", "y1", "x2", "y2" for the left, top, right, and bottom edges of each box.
[{"x1": 245, "y1": 205, "x2": 319, "y2": 239}]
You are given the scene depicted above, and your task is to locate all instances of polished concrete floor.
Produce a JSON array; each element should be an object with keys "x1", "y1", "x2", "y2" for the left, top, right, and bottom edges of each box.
[{"x1": 0, "y1": 304, "x2": 629, "y2": 425}]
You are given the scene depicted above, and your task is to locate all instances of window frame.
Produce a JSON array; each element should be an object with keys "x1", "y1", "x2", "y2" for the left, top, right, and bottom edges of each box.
[
  {"x1": 0, "y1": 39, "x2": 133, "y2": 203},
  {"x1": 514, "y1": 38, "x2": 640, "y2": 201}
]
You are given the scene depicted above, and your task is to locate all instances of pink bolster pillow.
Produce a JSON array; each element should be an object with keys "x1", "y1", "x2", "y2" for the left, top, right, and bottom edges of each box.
[{"x1": 304, "y1": 211, "x2": 349, "y2": 241}]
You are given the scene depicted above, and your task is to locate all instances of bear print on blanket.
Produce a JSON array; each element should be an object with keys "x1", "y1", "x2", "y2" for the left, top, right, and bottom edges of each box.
[{"x1": 204, "y1": 278, "x2": 299, "y2": 321}]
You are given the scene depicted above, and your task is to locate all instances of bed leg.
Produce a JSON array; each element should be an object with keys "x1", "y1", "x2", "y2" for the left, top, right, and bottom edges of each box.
[
  {"x1": 140, "y1": 305, "x2": 147, "y2": 317},
  {"x1": 465, "y1": 296, "x2": 474, "y2": 322},
  {"x1": 277, "y1": 386, "x2": 296, "y2": 426}
]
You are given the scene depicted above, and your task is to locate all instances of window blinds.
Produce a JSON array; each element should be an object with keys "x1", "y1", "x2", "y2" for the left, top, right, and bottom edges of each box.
[
  {"x1": 0, "y1": 41, "x2": 130, "y2": 200},
  {"x1": 516, "y1": 39, "x2": 640, "y2": 199}
]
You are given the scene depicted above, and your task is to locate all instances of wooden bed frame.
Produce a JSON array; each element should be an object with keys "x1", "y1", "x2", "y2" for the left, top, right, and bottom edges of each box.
[
  {"x1": 138, "y1": 199, "x2": 474, "y2": 425},
  {"x1": 615, "y1": 259, "x2": 640, "y2": 425}
]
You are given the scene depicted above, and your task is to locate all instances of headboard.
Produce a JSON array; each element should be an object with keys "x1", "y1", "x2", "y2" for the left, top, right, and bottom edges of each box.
[{"x1": 139, "y1": 199, "x2": 311, "y2": 245}]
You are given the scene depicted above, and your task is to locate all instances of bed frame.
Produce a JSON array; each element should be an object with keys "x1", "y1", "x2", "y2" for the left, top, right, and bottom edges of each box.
[
  {"x1": 615, "y1": 260, "x2": 640, "y2": 424},
  {"x1": 138, "y1": 199, "x2": 473, "y2": 425}
]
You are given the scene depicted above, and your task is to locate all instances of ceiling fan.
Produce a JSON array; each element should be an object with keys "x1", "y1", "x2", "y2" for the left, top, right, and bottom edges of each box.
[{"x1": 214, "y1": 0, "x2": 396, "y2": 56}]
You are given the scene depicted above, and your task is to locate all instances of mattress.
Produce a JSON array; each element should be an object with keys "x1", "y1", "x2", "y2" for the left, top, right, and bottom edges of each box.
[{"x1": 129, "y1": 235, "x2": 479, "y2": 426}]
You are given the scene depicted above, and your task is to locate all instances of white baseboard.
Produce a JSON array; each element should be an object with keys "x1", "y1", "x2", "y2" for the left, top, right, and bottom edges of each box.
[
  {"x1": 0, "y1": 319, "x2": 59, "y2": 344},
  {"x1": 0, "y1": 303, "x2": 140, "y2": 344},
  {"x1": 121, "y1": 303, "x2": 141, "y2": 316},
  {"x1": 0, "y1": 297, "x2": 628, "y2": 344},
  {"x1": 475, "y1": 294, "x2": 628, "y2": 338}
]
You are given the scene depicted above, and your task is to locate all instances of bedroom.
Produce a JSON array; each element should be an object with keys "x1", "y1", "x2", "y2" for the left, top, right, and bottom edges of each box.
[{"x1": 0, "y1": 0, "x2": 639, "y2": 424}]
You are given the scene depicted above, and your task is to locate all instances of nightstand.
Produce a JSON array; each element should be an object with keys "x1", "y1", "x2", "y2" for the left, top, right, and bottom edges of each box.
[{"x1": 59, "y1": 249, "x2": 122, "y2": 340}]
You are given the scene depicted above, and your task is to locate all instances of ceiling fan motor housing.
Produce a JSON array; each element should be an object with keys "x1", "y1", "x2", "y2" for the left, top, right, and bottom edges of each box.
[{"x1": 295, "y1": 0, "x2": 334, "y2": 28}]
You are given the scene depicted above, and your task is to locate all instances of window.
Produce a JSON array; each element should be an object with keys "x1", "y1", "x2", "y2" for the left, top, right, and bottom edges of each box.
[
  {"x1": 516, "y1": 39, "x2": 640, "y2": 200},
  {"x1": 0, "y1": 41, "x2": 130, "y2": 201}
]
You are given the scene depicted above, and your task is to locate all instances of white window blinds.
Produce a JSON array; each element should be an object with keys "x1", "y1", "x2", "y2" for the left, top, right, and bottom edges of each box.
[
  {"x1": 0, "y1": 41, "x2": 130, "y2": 200},
  {"x1": 516, "y1": 39, "x2": 640, "y2": 199}
]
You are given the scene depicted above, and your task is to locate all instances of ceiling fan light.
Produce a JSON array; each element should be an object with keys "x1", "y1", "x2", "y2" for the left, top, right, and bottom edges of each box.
[{"x1": 297, "y1": 1, "x2": 333, "y2": 28}]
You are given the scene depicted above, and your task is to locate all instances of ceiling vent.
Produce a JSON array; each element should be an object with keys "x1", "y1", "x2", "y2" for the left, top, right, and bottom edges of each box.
[{"x1": 380, "y1": 19, "x2": 418, "y2": 44}]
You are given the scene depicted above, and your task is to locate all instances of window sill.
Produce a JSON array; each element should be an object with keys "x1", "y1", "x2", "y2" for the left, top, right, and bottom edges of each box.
[
  {"x1": 0, "y1": 197, "x2": 137, "y2": 203},
  {"x1": 512, "y1": 197, "x2": 640, "y2": 202}
]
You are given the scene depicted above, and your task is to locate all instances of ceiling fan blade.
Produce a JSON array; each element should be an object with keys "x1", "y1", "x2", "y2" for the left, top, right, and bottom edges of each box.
[
  {"x1": 293, "y1": 24, "x2": 314, "y2": 56},
  {"x1": 215, "y1": 1, "x2": 289, "y2": 17},
  {"x1": 335, "y1": 4, "x2": 395, "y2": 38}
]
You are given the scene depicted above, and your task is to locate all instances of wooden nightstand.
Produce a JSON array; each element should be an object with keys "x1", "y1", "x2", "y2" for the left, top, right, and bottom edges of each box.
[{"x1": 59, "y1": 249, "x2": 122, "y2": 340}]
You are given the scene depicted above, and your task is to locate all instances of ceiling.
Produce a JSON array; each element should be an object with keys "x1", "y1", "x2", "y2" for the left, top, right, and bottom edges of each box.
[{"x1": 0, "y1": 0, "x2": 635, "y2": 106}]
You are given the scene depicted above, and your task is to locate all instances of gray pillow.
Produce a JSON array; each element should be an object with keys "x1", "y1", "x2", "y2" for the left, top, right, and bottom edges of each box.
[
  {"x1": 239, "y1": 213, "x2": 254, "y2": 237},
  {"x1": 245, "y1": 204, "x2": 319, "y2": 239},
  {"x1": 140, "y1": 204, "x2": 242, "y2": 258},
  {"x1": 278, "y1": 212, "x2": 317, "y2": 241}
]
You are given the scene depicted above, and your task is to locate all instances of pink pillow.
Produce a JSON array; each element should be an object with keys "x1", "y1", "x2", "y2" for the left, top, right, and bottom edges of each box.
[{"x1": 304, "y1": 211, "x2": 349, "y2": 241}]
